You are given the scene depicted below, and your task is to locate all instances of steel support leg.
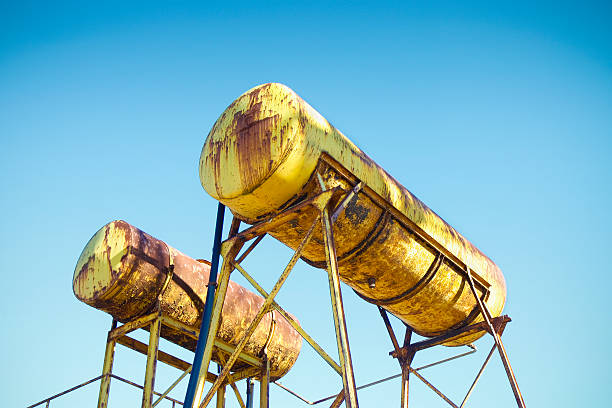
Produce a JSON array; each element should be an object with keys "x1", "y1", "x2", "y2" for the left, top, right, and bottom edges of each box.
[
  {"x1": 232, "y1": 260, "x2": 342, "y2": 376},
  {"x1": 216, "y1": 385, "x2": 226, "y2": 408},
  {"x1": 184, "y1": 203, "x2": 227, "y2": 408},
  {"x1": 217, "y1": 352, "x2": 247, "y2": 408},
  {"x1": 465, "y1": 269, "x2": 526, "y2": 408},
  {"x1": 246, "y1": 378, "x2": 254, "y2": 408},
  {"x1": 142, "y1": 315, "x2": 162, "y2": 408},
  {"x1": 321, "y1": 205, "x2": 359, "y2": 408},
  {"x1": 97, "y1": 320, "x2": 118, "y2": 408},
  {"x1": 200, "y1": 218, "x2": 320, "y2": 407},
  {"x1": 400, "y1": 329, "x2": 413, "y2": 408},
  {"x1": 400, "y1": 363, "x2": 411, "y2": 408},
  {"x1": 192, "y1": 254, "x2": 236, "y2": 408},
  {"x1": 329, "y1": 390, "x2": 345, "y2": 408},
  {"x1": 460, "y1": 343, "x2": 496, "y2": 408},
  {"x1": 260, "y1": 356, "x2": 270, "y2": 408}
]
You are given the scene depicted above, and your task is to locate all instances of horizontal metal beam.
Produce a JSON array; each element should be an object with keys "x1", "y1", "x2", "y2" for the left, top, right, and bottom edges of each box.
[
  {"x1": 222, "y1": 188, "x2": 344, "y2": 246},
  {"x1": 319, "y1": 154, "x2": 491, "y2": 293},
  {"x1": 116, "y1": 335, "x2": 192, "y2": 373},
  {"x1": 108, "y1": 312, "x2": 159, "y2": 341},
  {"x1": 390, "y1": 315, "x2": 511, "y2": 355},
  {"x1": 272, "y1": 345, "x2": 476, "y2": 405},
  {"x1": 110, "y1": 374, "x2": 184, "y2": 406},
  {"x1": 214, "y1": 338, "x2": 263, "y2": 368},
  {"x1": 26, "y1": 375, "x2": 104, "y2": 408},
  {"x1": 161, "y1": 315, "x2": 263, "y2": 368}
]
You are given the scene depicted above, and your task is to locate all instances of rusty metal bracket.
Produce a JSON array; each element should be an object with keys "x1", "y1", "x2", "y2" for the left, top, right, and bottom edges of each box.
[
  {"x1": 377, "y1": 302, "x2": 522, "y2": 408},
  {"x1": 159, "y1": 243, "x2": 175, "y2": 298}
]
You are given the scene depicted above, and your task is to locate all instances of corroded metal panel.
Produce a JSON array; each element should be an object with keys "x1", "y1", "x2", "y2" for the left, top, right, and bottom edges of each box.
[
  {"x1": 73, "y1": 220, "x2": 302, "y2": 378},
  {"x1": 199, "y1": 83, "x2": 506, "y2": 345}
]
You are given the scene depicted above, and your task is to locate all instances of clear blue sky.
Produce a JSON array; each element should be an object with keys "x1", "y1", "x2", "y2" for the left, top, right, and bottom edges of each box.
[{"x1": 2, "y1": 1, "x2": 611, "y2": 407}]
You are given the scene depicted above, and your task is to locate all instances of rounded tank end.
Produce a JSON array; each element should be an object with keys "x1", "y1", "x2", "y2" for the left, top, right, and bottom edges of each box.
[
  {"x1": 73, "y1": 220, "x2": 131, "y2": 305},
  {"x1": 199, "y1": 82, "x2": 303, "y2": 201}
]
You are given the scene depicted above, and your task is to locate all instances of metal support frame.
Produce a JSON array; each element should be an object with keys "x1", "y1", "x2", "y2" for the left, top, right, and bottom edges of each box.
[
  {"x1": 184, "y1": 202, "x2": 227, "y2": 408},
  {"x1": 271, "y1": 345, "x2": 476, "y2": 406},
  {"x1": 465, "y1": 267, "x2": 526, "y2": 408},
  {"x1": 319, "y1": 176, "x2": 359, "y2": 408},
  {"x1": 143, "y1": 312, "x2": 162, "y2": 408},
  {"x1": 183, "y1": 186, "x2": 361, "y2": 408},
  {"x1": 379, "y1": 301, "x2": 524, "y2": 408},
  {"x1": 260, "y1": 355, "x2": 270, "y2": 408},
  {"x1": 245, "y1": 377, "x2": 254, "y2": 408},
  {"x1": 94, "y1": 300, "x2": 261, "y2": 408},
  {"x1": 97, "y1": 319, "x2": 118, "y2": 408},
  {"x1": 182, "y1": 167, "x2": 525, "y2": 408}
]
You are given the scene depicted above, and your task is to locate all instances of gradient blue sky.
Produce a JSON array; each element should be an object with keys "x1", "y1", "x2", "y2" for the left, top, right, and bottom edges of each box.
[{"x1": 2, "y1": 1, "x2": 611, "y2": 407}]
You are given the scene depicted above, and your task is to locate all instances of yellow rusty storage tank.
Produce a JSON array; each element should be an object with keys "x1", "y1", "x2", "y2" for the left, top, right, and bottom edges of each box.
[
  {"x1": 73, "y1": 220, "x2": 302, "y2": 378},
  {"x1": 199, "y1": 83, "x2": 506, "y2": 346}
]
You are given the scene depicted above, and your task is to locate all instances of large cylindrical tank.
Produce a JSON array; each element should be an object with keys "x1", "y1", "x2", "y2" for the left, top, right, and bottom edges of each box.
[
  {"x1": 199, "y1": 83, "x2": 506, "y2": 346},
  {"x1": 73, "y1": 220, "x2": 302, "y2": 378}
]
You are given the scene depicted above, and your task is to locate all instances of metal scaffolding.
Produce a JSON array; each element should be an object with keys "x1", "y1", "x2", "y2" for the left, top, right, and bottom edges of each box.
[{"x1": 180, "y1": 172, "x2": 526, "y2": 408}]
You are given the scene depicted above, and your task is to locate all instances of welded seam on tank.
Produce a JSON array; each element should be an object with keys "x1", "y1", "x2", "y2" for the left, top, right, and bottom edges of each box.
[
  {"x1": 262, "y1": 310, "x2": 277, "y2": 356},
  {"x1": 302, "y1": 210, "x2": 390, "y2": 269},
  {"x1": 412, "y1": 296, "x2": 487, "y2": 340},
  {"x1": 158, "y1": 242, "x2": 175, "y2": 299},
  {"x1": 412, "y1": 257, "x2": 491, "y2": 339},
  {"x1": 320, "y1": 153, "x2": 496, "y2": 293},
  {"x1": 353, "y1": 252, "x2": 445, "y2": 306},
  {"x1": 388, "y1": 212, "x2": 492, "y2": 295}
]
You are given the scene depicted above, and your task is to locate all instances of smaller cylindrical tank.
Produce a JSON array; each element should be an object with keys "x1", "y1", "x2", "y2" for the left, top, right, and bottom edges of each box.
[{"x1": 73, "y1": 220, "x2": 302, "y2": 379}]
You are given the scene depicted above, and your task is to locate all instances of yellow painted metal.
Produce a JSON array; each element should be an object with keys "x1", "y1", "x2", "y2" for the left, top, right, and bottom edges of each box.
[
  {"x1": 191, "y1": 242, "x2": 241, "y2": 407},
  {"x1": 215, "y1": 384, "x2": 226, "y2": 408},
  {"x1": 401, "y1": 364, "x2": 410, "y2": 408},
  {"x1": 321, "y1": 195, "x2": 359, "y2": 408},
  {"x1": 142, "y1": 316, "x2": 161, "y2": 408},
  {"x1": 199, "y1": 83, "x2": 506, "y2": 345},
  {"x1": 217, "y1": 353, "x2": 247, "y2": 408},
  {"x1": 158, "y1": 315, "x2": 264, "y2": 368},
  {"x1": 199, "y1": 215, "x2": 321, "y2": 408},
  {"x1": 73, "y1": 220, "x2": 302, "y2": 378},
  {"x1": 260, "y1": 356, "x2": 270, "y2": 408},
  {"x1": 97, "y1": 332, "x2": 116, "y2": 408}
]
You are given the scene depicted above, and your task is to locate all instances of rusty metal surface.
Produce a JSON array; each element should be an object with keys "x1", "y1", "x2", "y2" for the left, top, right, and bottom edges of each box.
[
  {"x1": 73, "y1": 220, "x2": 302, "y2": 378},
  {"x1": 199, "y1": 83, "x2": 506, "y2": 345}
]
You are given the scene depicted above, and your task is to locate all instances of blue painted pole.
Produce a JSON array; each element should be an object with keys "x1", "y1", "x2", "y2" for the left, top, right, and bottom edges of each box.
[
  {"x1": 245, "y1": 377, "x2": 254, "y2": 408},
  {"x1": 183, "y1": 202, "x2": 226, "y2": 408}
]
